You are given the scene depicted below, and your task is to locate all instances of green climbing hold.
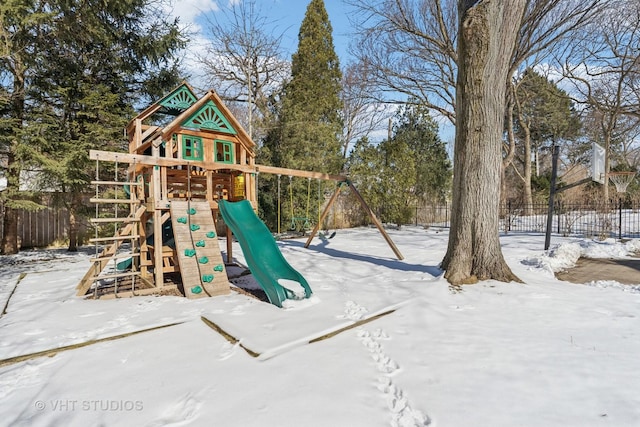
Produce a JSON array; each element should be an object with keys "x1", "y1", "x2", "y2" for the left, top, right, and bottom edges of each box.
[
  {"x1": 190, "y1": 224, "x2": 200, "y2": 231},
  {"x1": 184, "y1": 248, "x2": 196, "y2": 257},
  {"x1": 191, "y1": 285, "x2": 203, "y2": 294},
  {"x1": 187, "y1": 207, "x2": 197, "y2": 215},
  {"x1": 202, "y1": 274, "x2": 214, "y2": 283},
  {"x1": 206, "y1": 231, "x2": 216, "y2": 238},
  {"x1": 213, "y1": 264, "x2": 224, "y2": 272},
  {"x1": 177, "y1": 217, "x2": 187, "y2": 224},
  {"x1": 195, "y1": 240, "x2": 206, "y2": 247},
  {"x1": 198, "y1": 256, "x2": 209, "y2": 264}
]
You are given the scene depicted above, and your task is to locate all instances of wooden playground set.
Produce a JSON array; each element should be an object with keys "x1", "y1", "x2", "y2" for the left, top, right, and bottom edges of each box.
[{"x1": 77, "y1": 83, "x2": 402, "y2": 306}]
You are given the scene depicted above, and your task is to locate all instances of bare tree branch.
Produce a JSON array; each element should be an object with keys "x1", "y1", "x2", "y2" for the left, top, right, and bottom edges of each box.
[
  {"x1": 196, "y1": 0, "x2": 289, "y2": 140},
  {"x1": 347, "y1": 0, "x2": 609, "y2": 127}
]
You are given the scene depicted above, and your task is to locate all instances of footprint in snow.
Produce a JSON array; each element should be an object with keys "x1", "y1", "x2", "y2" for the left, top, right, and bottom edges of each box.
[
  {"x1": 355, "y1": 311, "x2": 431, "y2": 426},
  {"x1": 146, "y1": 393, "x2": 201, "y2": 426},
  {"x1": 218, "y1": 341, "x2": 239, "y2": 361},
  {"x1": 341, "y1": 301, "x2": 368, "y2": 321}
]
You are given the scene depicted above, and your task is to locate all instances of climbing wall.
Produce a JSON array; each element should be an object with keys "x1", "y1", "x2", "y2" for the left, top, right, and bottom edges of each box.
[{"x1": 170, "y1": 201, "x2": 230, "y2": 299}]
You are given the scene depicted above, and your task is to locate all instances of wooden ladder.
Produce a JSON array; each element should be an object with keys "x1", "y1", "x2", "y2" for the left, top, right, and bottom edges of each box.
[{"x1": 76, "y1": 197, "x2": 145, "y2": 297}]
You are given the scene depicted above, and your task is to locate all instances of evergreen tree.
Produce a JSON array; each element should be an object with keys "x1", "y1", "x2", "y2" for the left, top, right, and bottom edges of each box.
[
  {"x1": 347, "y1": 137, "x2": 384, "y2": 223},
  {"x1": 0, "y1": 0, "x2": 52, "y2": 254},
  {"x1": 392, "y1": 102, "x2": 451, "y2": 203},
  {"x1": 377, "y1": 137, "x2": 416, "y2": 225},
  {"x1": 261, "y1": 0, "x2": 342, "y2": 230},
  {"x1": 512, "y1": 68, "x2": 581, "y2": 206},
  {"x1": 348, "y1": 133, "x2": 417, "y2": 227},
  {"x1": 1, "y1": 0, "x2": 185, "y2": 252},
  {"x1": 516, "y1": 69, "x2": 580, "y2": 145},
  {"x1": 272, "y1": 0, "x2": 342, "y2": 172},
  {"x1": 348, "y1": 103, "x2": 450, "y2": 226},
  {"x1": 42, "y1": 0, "x2": 184, "y2": 250}
]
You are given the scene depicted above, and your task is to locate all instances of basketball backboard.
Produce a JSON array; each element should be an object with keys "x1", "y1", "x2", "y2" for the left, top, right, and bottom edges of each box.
[{"x1": 591, "y1": 142, "x2": 606, "y2": 184}]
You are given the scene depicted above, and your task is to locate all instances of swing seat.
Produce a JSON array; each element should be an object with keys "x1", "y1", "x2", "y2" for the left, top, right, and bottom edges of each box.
[{"x1": 290, "y1": 216, "x2": 312, "y2": 232}]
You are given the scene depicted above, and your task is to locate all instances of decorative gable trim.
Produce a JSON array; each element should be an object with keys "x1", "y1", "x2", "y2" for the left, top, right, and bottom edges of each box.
[
  {"x1": 158, "y1": 85, "x2": 198, "y2": 115},
  {"x1": 183, "y1": 101, "x2": 237, "y2": 135}
]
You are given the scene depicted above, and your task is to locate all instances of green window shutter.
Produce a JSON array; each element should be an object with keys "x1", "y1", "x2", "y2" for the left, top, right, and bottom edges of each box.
[
  {"x1": 183, "y1": 135, "x2": 203, "y2": 160},
  {"x1": 183, "y1": 101, "x2": 237, "y2": 134},
  {"x1": 214, "y1": 140, "x2": 234, "y2": 164}
]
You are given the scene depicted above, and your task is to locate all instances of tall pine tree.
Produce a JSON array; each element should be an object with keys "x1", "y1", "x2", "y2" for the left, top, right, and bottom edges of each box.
[
  {"x1": 260, "y1": 0, "x2": 342, "y2": 231},
  {"x1": 0, "y1": 1, "x2": 51, "y2": 254},
  {"x1": 272, "y1": 0, "x2": 343, "y2": 173}
]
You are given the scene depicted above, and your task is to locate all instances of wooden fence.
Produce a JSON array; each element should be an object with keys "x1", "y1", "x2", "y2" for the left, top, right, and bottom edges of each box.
[{"x1": 0, "y1": 200, "x2": 86, "y2": 249}]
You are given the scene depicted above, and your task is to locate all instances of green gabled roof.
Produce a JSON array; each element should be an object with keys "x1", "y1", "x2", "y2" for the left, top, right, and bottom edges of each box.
[
  {"x1": 157, "y1": 84, "x2": 198, "y2": 115},
  {"x1": 182, "y1": 100, "x2": 237, "y2": 135}
]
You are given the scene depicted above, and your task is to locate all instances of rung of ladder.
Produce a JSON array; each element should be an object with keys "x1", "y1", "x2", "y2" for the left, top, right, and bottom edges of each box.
[
  {"x1": 93, "y1": 271, "x2": 141, "y2": 281},
  {"x1": 90, "y1": 198, "x2": 138, "y2": 204},
  {"x1": 91, "y1": 181, "x2": 141, "y2": 186},
  {"x1": 90, "y1": 253, "x2": 141, "y2": 263},
  {"x1": 89, "y1": 235, "x2": 140, "y2": 243},
  {"x1": 90, "y1": 217, "x2": 140, "y2": 223}
]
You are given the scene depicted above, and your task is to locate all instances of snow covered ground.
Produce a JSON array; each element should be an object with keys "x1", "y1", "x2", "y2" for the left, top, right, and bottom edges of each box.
[{"x1": 1, "y1": 227, "x2": 639, "y2": 427}]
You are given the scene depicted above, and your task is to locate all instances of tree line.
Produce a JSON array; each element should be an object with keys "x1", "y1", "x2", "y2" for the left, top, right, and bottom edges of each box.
[
  {"x1": 1, "y1": 0, "x2": 185, "y2": 254},
  {"x1": 2, "y1": 0, "x2": 638, "y2": 286}
]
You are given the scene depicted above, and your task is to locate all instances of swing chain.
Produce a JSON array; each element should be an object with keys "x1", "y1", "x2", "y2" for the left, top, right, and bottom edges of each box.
[{"x1": 287, "y1": 175, "x2": 313, "y2": 232}]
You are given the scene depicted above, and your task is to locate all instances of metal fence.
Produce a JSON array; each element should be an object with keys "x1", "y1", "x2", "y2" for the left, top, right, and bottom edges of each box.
[
  {"x1": 2, "y1": 199, "x2": 639, "y2": 250},
  {"x1": 416, "y1": 201, "x2": 640, "y2": 239}
]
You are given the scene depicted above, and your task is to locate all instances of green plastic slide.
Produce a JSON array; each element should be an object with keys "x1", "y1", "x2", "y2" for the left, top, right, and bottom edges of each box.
[{"x1": 218, "y1": 199, "x2": 312, "y2": 307}]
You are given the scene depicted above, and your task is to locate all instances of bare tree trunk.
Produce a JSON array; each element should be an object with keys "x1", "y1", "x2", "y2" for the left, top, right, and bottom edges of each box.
[
  {"x1": 502, "y1": 89, "x2": 516, "y2": 205},
  {"x1": 603, "y1": 132, "x2": 611, "y2": 202},
  {"x1": 68, "y1": 203, "x2": 78, "y2": 252},
  {"x1": 522, "y1": 127, "x2": 533, "y2": 212},
  {"x1": 0, "y1": 159, "x2": 20, "y2": 255},
  {"x1": 1, "y1": 204, "x2": 19, "y2": 255},
  {"x1": 513, "y1": 86, "x2": 534, "y2": 213},
  {"x1": 2, "y1": 66, "x2": 26, "y2": 255},
  {"x1": 442, "y1": 0, "x2": 524, "y2": 285},
  {"x1": 1, "y1": 142, "x2": 21, "y2": 256}
]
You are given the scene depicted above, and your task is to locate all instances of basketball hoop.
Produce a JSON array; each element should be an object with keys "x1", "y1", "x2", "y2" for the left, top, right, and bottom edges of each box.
[{"x1": 608, "y1": 171, "x2": 636, "y2": 193}]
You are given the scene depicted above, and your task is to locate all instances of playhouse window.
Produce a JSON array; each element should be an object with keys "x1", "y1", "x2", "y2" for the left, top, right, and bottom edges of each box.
[
  {"x1": 182, "y1": 135, "x2": 203, "y2": 160},
  {"x1": 215, "y1": 140, "x2": 234, "y2": 164}
]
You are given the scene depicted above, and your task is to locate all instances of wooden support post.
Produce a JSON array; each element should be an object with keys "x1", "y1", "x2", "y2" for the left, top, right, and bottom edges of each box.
[
  {"x1": 133, "y1": 119, "x2": 142, "y2": 150},
  {"x1": 349, "y1": 183, "x2": 404, "y2": 260},
  {"x1": 140, "y1": 211, "x2": 150, "y2": 278},
  {"x1": 152, "y1": 145, "x2": 164, "y2": 287},
  {"x1": 167, "y1": 134, "x2": 174, "y2": 159},
  {"x1": 153, "y1": 208, "x2": 164, "y2": 288},
  {"x1": 305, "y1": 185, "x2": 341, "y2": 247},
  {"x1": 243, "y1": 172, "x2": 249, "y2": 200},
  {"x1": 206, "y1": 171, "x2": 213, "y2": 203},
  {"x1": 249, "y1": 173, "x2": 257, "y2": 209},
  {"x1": 161, "y1": 165, "x2": 168, "y2": 203},
  {"x1": 226, "y1": 226, "x2": 233, "y2": 263}
]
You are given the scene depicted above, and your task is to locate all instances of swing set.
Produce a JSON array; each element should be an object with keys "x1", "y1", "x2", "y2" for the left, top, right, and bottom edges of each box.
[
  {"x1": 78, "y1": 82, "x2": 404, "y2": 300},
  {"x1": 274, "y1": 175, "x2": 344, "y2": 238},
  {"x1": 288, "y1": 176, "x2": 313, "y2": 232}
]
